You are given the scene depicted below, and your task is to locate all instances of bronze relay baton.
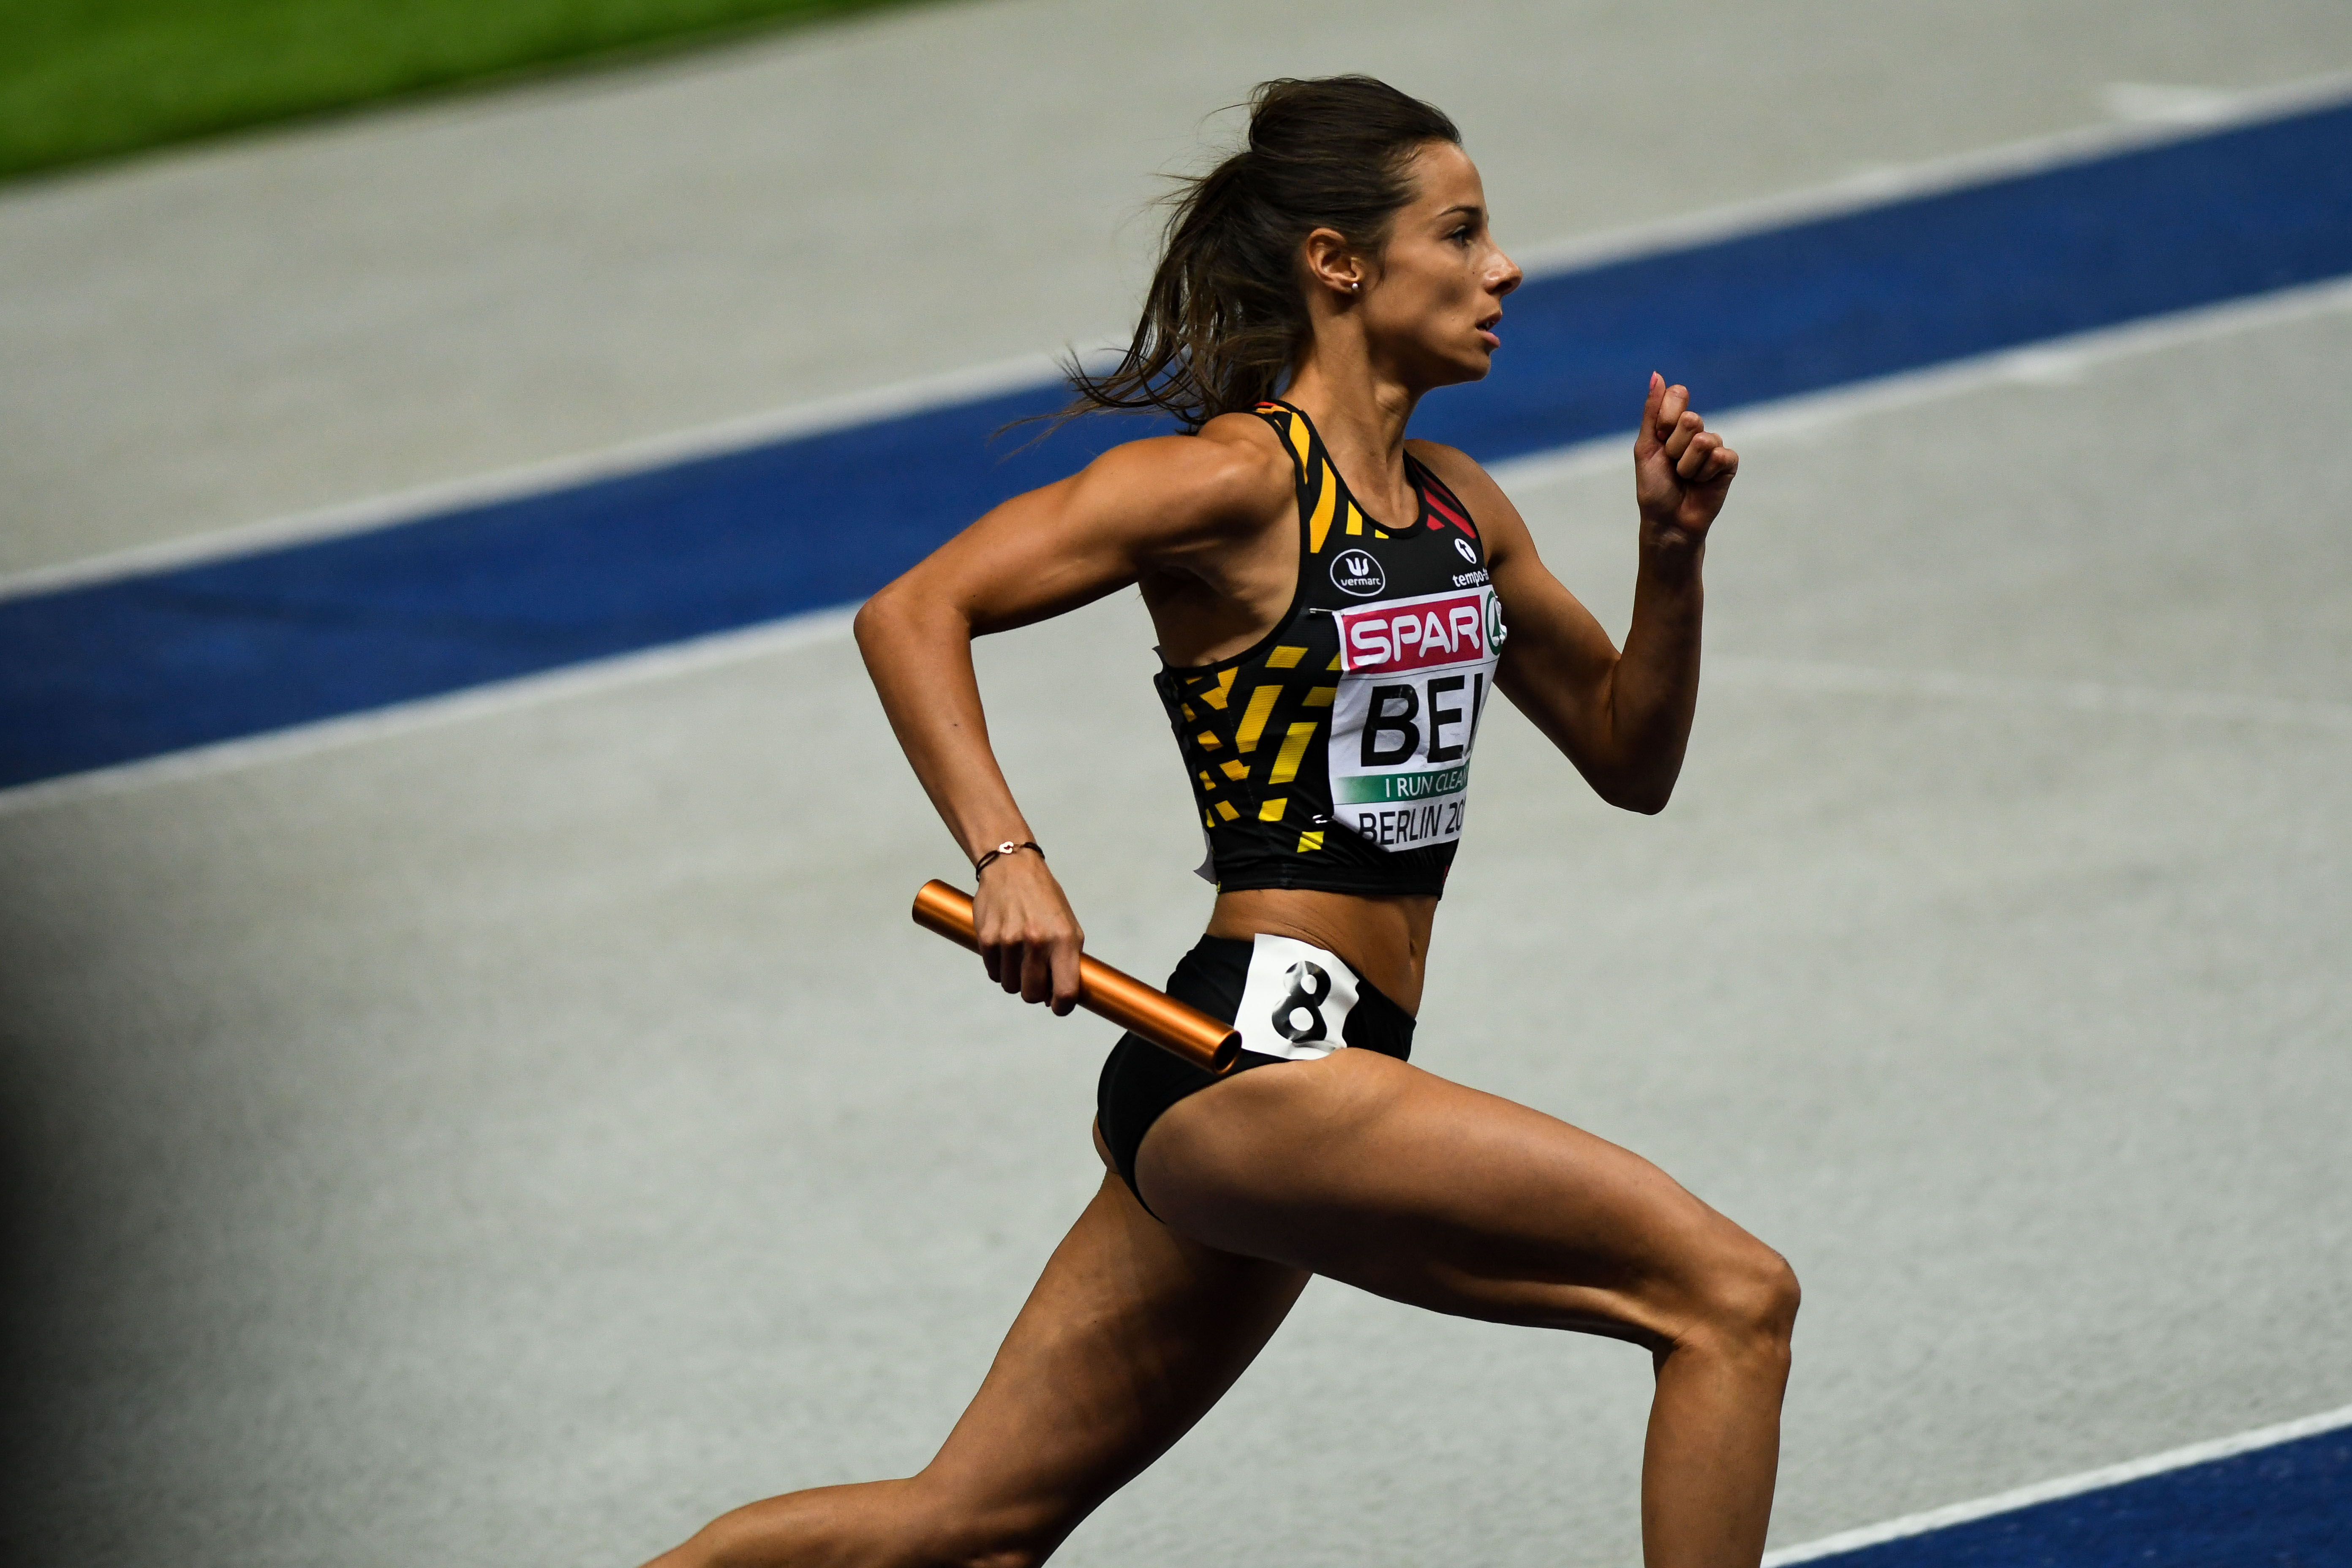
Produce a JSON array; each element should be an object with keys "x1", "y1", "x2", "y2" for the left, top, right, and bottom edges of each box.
[{"x1": 911, "y1": 880, "x2": 1241, "y2": 1075}]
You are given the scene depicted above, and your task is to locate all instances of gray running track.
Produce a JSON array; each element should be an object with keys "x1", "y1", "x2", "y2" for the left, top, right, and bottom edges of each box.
[{"x1": 3, "y1": 4, "x2": 2350, "y2": 1566}]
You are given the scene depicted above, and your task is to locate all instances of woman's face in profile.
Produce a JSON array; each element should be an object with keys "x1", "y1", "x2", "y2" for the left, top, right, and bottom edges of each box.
[{"x1": 1357, "y1": 141, "x2": 1524, "y2": 389}]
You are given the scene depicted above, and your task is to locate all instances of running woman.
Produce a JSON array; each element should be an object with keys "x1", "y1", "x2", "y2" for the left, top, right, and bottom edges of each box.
[{"x1": 647, "y1": 74, "x2": 1791, "y2": 1568}]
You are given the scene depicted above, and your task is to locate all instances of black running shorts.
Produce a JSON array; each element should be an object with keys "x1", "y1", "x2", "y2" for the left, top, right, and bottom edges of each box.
[{"x1": 1096, "y1": 932, "x2": 1415, "y2": 1211}]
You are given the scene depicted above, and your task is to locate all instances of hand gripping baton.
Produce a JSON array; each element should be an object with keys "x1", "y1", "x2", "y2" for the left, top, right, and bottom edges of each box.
[{"x1": 912, "y1": 881, "x2": 1241, "y2": 1075}]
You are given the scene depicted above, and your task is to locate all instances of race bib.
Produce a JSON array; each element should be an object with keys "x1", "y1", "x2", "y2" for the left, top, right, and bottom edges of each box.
[
  {"x1": 1328, "y1": 586, "x2": 1505, "y2": 852},
  {"x1": 1232, "y1": 934, "x2": 1361, "y2": 1062}
]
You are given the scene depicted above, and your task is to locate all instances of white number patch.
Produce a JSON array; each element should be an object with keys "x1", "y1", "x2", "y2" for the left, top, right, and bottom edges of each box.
[{"x1": 1233, "y1": 934, "x2": 1361, "y2": 1061}]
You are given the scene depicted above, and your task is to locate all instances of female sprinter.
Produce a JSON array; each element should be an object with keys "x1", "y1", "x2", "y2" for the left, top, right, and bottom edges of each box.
[{"x1": 649, "y1": 74, "x2": 1794, "y2": 1568}]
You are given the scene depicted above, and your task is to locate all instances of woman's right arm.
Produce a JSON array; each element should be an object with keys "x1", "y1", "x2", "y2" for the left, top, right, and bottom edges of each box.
[{"x1": 852, "y1": 424, "x2": 1287, "y2": 1015}]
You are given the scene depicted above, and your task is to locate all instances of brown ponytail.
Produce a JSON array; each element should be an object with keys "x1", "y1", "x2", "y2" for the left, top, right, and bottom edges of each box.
[{"x1": 1063, "y1": 76, "x2": 1460, "y2": 432}]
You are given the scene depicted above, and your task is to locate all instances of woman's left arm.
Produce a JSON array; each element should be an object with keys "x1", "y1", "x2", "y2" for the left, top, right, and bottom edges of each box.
[{"x1": 1424, "y1": 373, "x2": 1738, "y2": 813}]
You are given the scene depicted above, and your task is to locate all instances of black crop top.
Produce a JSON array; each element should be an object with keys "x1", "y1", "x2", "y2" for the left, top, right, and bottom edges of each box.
[{"x1": 1154, "y1": 401, "x2": 1508, "y2": 898}]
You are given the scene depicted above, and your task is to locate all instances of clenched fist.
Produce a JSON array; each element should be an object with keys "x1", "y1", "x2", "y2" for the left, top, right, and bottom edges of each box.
[{"x1": 1634, "y1": 372, "x2": 1739, "y2": 543}]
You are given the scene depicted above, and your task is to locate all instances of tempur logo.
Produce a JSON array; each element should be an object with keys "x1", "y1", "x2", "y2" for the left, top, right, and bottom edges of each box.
[{"x1": 1330, "y1": 550, "x2": 1386, "y2": 597}]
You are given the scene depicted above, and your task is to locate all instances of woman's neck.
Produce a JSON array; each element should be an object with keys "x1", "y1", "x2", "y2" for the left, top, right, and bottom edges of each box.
[{"x1": 1281, "y1": 354, "x2": 1421, "y2": 524}]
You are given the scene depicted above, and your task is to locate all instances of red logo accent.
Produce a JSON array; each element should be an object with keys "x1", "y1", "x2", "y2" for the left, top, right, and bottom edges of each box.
[
  {"x1": 1423, "y1": 485, "x2": 1477, "y2": 539},
  {"x1": 1335, "y1": 590, "x2": 1488, "y2": 672}
]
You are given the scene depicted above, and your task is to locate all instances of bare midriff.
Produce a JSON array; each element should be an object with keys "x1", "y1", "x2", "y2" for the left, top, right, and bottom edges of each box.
[{"x1": 1206, "y1": 887, "x2": 1438, "y2": 1016}]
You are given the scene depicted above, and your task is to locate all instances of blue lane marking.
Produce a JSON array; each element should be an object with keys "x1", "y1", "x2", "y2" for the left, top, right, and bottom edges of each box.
[
  {"x1": 1813, "y1": 1423, "x2": 2349, "y2": 1567},
  {"x1": 0, "y1": 393, "x2": 1139, "y2": 787},
  {"x1": 5, "y1": 101, "x2": 2350, "y2": 789}
]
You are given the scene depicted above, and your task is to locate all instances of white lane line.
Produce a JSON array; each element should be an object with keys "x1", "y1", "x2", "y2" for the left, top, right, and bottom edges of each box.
[
  {"x1": 8, "y1": 630, "x2": 2345, "y2": 826},
  {"x1": 1721, "y1": 274, "x2": 2352, "y2": 446},
  {"x1": 8, "y1": 68, "x2": 2348, "y2": 606},
  {"x1": 1711, "y1": 658, "x2": 2352, "y2": 733},
  {"x1": 1485, "y1": 272, "x2": 2352, "y2": 493},
  {"x1": 8, "y1": 270, "x2": 2349, "y2": 818},
  {"x1": 0, "y1": 606, "x2": 857, "y2": 819},
  {"x1": 1511, "y1": 70, "x2": 2352, "y2": 278},
  {"x1": 0, "y1": 352, "x2": 1078, "y2": 604},
  {"x1": 1761, "y1": 1402, "x2": 2352, "y2": 1565},
  {"x1": 2102, "y1": 82, "x2": 2254, "y2": 127}
]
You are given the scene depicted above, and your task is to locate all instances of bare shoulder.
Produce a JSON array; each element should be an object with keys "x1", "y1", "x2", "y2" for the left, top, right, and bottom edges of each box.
[{"x1": 1069, "y1": 411, "x2": 1293, "y2": 544}]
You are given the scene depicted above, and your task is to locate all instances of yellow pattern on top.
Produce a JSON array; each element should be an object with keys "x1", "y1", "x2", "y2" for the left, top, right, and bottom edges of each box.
[
  {"x1": 1303, "y1": 686, "x2": 1336, "y2": 708},
  {"x1": 1234, "y1": 685, "x2": 1282, "y2": 752},
  {"x1": 1265, "y1": 646, "x2": 1307, "y2": 669},
  {"x1": 1275, "y1": 409, "x2": 1342, "y2": 555},
  {"x1": 1220, "y1": 759, "x2": 1249, "y2": 781},
  {"x1": 1268, "y1": 722, "x2": 1316, "y2": 784},
  {"x1": 1306, "y1": 469, "x2": 1337, "y2": 555},
  {"x1": 1195, "y1": 667, "x2": 1237, "y2": 709},
  {"x1": 1281, "y1": 411, "x2": 1312, "y2": 474}
]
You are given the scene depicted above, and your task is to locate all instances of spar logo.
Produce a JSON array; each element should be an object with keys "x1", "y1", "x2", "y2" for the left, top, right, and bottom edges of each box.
[
  {"x1": 1336, "y1": 588, "x2": 1491, "y2": 674},
  {"x1": 1329, "y1": 550, "x2": 1386, "y2": 597}
]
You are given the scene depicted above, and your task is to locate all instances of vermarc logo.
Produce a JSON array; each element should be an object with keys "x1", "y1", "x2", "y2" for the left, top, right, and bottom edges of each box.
[{"x1": 1330, "y1": 550, "x2": 1386, "y2": 597}]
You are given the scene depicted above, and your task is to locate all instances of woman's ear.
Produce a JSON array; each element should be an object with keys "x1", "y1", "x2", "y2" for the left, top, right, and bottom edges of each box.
[{"x1": 1300, "y1": 226, "x2": 1364, "y2": 299}]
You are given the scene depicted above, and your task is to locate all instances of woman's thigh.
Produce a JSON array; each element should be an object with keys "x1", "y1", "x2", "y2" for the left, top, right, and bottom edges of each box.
[{"x1": 1133, "y1": 1050, "x2": 1778, "y2": 1349}]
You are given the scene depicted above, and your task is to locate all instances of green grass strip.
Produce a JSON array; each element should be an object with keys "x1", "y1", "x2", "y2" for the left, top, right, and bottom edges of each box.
[{"x1": 0, "y1": 0, "x2": 923, "y2": 181}]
